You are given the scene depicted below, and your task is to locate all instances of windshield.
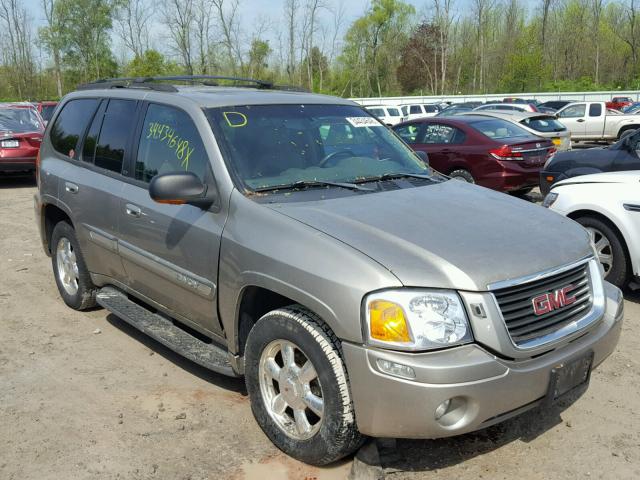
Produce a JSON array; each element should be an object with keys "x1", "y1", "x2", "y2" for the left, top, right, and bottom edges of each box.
[
  {"x1": 469, "y1": 118, "x2": 533, "y2": 140},
  {"x1": 521, "y1": 116, "x2": 566, "y2": 133},
  {"x1": 207, "y1": 104, "x2": 431, "y2": 191},
  {"x1": 0, "y1": 107, "x2": 44, "y2": 134}
]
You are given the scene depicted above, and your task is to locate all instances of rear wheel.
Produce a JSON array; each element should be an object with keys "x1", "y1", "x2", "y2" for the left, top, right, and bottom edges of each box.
[
  {"x1": 449, "y1": 169, "x2": 475, "y2": 183},
  {"x1": 619, "y1": 128, "x2": 637, "y2": 140},
  {"x1": 244, "y1": 306, "x2": 362, "y2": 465},
  {"x1": 51, "y1": 221, "x2": 97, "y2": 310},
  {"x1": 575, "y1": 216, "x2": 629, "y2": 288}
]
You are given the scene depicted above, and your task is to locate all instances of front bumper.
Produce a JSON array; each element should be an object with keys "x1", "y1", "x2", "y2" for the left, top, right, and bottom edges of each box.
[{"x1": 343, "y1": 281, "x2": 623, "y2": 439}]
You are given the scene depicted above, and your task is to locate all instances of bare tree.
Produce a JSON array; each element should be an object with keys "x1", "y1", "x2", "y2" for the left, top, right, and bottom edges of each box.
[
  {"x1": 0, "y1": 0, "x2": 34, "y2": 98},
  {"x1": 592, "y1": 0, "x2": 605, "y2": 85},
  {"x1": 41, "y1": 0, "x2": 63, "y2": 97},
  {"x1": 194, "y1": 0, "x2": 213, "y2": 74},
  {"x1": 163, "y1": 0, "x2": 195, "y2": 75},
  {"x1": 433, "y1": 0, "x2": 455, "y2": 95},
  {"x1": 115, "y1": 0, "x2": 151, "y2": 59},
  {"x1": 472, "y1": 0, "x2": 495, "y2": 93},
  {"x1": 284, "y1": 0, "x2": 300, "y2": 82},
  {"x1": 211, "y1": 0, "x2": 244, "y2": 74}
]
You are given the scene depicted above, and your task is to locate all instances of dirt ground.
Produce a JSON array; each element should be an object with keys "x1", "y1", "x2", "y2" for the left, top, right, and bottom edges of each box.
[{"x1": 1, "y1": 176, "x2": 638, "y2": 480}]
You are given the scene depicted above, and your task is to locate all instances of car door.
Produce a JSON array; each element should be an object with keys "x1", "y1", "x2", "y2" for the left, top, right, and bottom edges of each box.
[
  {"x1": 585, "y1": 103, "x2": 605, "y2": 137},
  {"x1": 52, "y1": 97, "x2": 129, "y2": 283},
  {"x1": 557, "y1": 103, "x2": 588, "y2": 139},
  {"x1": 117, "y1": 102, "x2": 225, "y2": 337},
  {"x1": 409, "y1": 122, "x2": 467, "y2": 174}
]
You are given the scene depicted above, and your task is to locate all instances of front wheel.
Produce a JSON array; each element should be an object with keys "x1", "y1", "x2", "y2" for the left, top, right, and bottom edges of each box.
[
  {"x1": 575, "y1": 216, "x2": 629, "y2": 288},
  {"x1": 244, "y1": 306, "x2": 363, "y2": 465}
]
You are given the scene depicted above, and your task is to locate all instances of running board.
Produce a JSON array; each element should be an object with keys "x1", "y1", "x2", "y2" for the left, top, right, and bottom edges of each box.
[{"x1": 96, "y1": 286, "x2": 237, "y2": 377}]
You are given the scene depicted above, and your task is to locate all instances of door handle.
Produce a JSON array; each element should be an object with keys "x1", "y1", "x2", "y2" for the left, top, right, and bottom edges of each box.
[
  {"x1": 64, "y1": 182, "x2": 79, "y2": 194},
  {"x1": 125, "y1": 204, "x2": 142, "y2": 218},
  {"x1": 576, "y1": 119, "x2": 585, "y2": 123}
]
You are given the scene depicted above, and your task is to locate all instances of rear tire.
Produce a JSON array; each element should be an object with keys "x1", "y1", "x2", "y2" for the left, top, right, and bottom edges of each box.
[
  {"x1": 244, "y1": 306, "x2": 363, "y2": 465},
  {"x1": 449, "y1": 169, "x2": 475, "y2": 183},
  {"x1": 51, "y1": 221, "x2": 97, "y2": 310},
  {"x1": 619, "y1": 128, "x2": 637, "y2": 140},
  {"x1": 575, "y1": 216, "x2": 629, "y2": 288}
]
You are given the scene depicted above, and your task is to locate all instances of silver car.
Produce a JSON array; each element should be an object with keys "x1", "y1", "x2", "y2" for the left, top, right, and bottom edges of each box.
[
  {"x1": 35, "y1": 76, "x2": 622, "y2": 466},
  {"x1": 463, "y1": 110, "x2": 572, "y2": 151}
]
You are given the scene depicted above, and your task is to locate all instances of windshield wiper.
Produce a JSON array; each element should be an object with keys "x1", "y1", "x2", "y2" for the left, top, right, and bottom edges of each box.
[
  {"x1": 254, "y1": 179, "x2": 374, "y2": 193},
  {"x1": 355, "y1": 172, "x2": 435, "y2": 184}
]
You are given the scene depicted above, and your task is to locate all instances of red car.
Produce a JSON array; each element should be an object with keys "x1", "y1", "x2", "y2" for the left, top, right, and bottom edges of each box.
[
  {"x1": 0, "y1": 103, "x2": 45, "y2": 174},
  {"x1": 605, "y1": 96, "x2": 633, "y2": 111},
  {"x1": 36, "y1": 101, "x2": 59, "y2": 124},
  {"x1": 393, "y1": 115, "x2": 555, "y2": 194}
]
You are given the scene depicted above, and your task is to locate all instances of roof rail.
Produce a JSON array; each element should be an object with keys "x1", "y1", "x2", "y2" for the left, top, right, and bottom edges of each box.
[{"x1": 77, "y1": 75, "x2": 278, "y2": 92}]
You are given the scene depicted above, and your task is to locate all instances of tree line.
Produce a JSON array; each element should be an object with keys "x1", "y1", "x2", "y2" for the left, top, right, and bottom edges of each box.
[{"x1": 1, "y1": 0, "x2": 639, "y2": 101}]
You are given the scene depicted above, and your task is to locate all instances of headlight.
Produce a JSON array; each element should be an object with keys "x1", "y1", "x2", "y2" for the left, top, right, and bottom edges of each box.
[
  {"x1": 542, "y1": 192, "x2": 559, "y2": 208},
  {"x1": 364, "y1": 290, "x2": 473, "y2": 351}
]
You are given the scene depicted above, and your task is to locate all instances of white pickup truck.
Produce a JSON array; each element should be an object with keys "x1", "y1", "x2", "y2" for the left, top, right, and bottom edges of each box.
[{"x1": 556, "y1": 101, "x2": 640, "y2": 141}]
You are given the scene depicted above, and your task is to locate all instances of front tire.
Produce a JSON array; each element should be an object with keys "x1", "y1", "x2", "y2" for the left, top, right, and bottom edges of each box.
[
  {"x1": 244, "y1": 306, "x2": 362, "y2": 465},
  {"x1": 51, "y1": 221, "x2": 97, "y2": 310},
  {"x1": 575, "y1": 216, "x2": 629, "y2": 288}
]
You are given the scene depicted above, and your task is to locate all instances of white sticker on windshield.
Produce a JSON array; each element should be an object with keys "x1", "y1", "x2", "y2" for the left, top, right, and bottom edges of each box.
[{"x1": 345, "y1": 117, "x2": 382, "y2": 128}]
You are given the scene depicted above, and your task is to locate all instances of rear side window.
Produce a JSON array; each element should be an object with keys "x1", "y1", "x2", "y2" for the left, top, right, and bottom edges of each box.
[
  {"x1": 367, "y1": 108, "x2": 385, "y2": 117},
  {"x1": 50, "y1": 99, "x2": 100, "y2": 159},
  {"x1": 387, "y1": 108, "x2": 400, "y2": 117},
  {"x1": 522, "y1": 116, "x2": 566, "y2": 133},
  {"x1": 421, "y1": 124, "x2": 466, "y2": 144},
  {"x1": 589, "y1": 103, "x2": 602, "y2": 117},
  {"x1": 410, "y1": 105, "x2": 422, "y2": 114},
  {"x1": 424, "y1": 105, "x2": 438, "y2": 113},
  {"x1": 91, "y1": 100, "x2": 137, "y2": 173},
  {"x1": 135, "y1": 104, "x2": 210, "y2": 183}
]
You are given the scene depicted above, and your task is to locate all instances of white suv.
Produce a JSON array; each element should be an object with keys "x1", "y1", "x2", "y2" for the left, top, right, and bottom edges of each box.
[
  {"x1": 400, "y1": 103, "x2": 439, "y2": 121},
  {"x1": 364, "y1": 105, "x2": 403, "y2": 126}
]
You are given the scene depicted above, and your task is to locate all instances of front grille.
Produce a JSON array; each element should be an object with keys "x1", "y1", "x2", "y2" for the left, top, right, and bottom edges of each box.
[{"x1": 492, "y1": 262, "x2": 592, "y2": 346}]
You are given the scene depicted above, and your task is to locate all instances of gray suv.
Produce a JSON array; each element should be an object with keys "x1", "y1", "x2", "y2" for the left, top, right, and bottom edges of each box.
[{"x1": 35, "y1": 76, "x2": 623, "y2": 465}]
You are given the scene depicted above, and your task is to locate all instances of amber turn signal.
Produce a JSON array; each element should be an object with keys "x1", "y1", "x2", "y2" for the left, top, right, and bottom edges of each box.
[{"x1": 368, "y1": 300, "x2": 412, "y2": 343}]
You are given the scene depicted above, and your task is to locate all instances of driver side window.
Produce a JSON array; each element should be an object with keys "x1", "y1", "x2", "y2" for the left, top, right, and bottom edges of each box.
[
  {"x1": 135, "y1": 104, "x2": 210, "y2": 183},
  {"x1": 559, "y1": 104, "x2": 586, "y2": 118}
]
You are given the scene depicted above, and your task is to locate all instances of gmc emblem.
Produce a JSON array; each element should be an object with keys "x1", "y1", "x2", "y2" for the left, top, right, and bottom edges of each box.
[{"x1": 532, "y1": 285, "x2": 576, "y2": 316}]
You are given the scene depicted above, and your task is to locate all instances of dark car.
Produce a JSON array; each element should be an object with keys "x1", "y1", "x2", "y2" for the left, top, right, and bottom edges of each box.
[
  {"x1": 36, "y1": 101, "x2": 59, "y2": 124},
  {"x1": 537, "y1": 100, "x2": 574, "y2": 112},
  {"x1": 435, "y1": 102, "x2": 482, "y2": 117},
  {"x1": 0, "y1": 103, "x2": 45, "y2": 174},
  {"x1": 540, "y1": 129, "x2": 640, "y2": 195},
  {"x1": 393, "y1": 115, "x2": 555, "y2": 194}
]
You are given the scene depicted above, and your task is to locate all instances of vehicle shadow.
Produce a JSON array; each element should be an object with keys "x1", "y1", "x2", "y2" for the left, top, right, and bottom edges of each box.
[
  {"x1": 0, "y1": 175, "x2": 36, "y2": 189},
  {"x1": 622, "y1": 288, "x2": 640, "y2": 304},
  {"x1": 360, "y1": 390, "x2": 584, "y2": 474},
  {"x1": 105, "y1": 313, "x2": 247, "y2": 395}
]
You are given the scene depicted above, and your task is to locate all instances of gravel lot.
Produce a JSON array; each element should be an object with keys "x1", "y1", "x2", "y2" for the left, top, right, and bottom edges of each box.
[{"x1": 1, "y1": 176, "x2": 638, "y2": 480}]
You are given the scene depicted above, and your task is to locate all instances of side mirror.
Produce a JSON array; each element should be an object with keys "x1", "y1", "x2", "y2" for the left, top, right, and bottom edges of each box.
[
  {"x1": 415, "y1": 150, "x2": 429, "y2": 166},
  {"x1": 149, "y1": 171, "x2": 214, "y2": 209}
]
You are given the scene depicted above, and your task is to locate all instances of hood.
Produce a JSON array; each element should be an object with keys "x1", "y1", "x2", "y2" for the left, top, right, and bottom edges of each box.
[
  {"x1": 549, "y1": 145, "x2": 618, "y2": 169},
  {"x1": 268, "y1": 181, "x2": 592, "y2": 291},
  {"x1": 556, "y1": 170, "x2": 640, "y2": 186}
]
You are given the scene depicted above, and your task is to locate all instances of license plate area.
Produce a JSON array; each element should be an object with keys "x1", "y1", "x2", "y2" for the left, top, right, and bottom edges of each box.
[{"x1": 546, "y1": 351, "x2": 594, "y2": 404}]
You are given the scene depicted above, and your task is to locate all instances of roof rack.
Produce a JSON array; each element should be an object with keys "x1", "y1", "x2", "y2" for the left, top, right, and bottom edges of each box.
[{"x1": 77, "y1": 75, "x2": 281, "y2": 92}]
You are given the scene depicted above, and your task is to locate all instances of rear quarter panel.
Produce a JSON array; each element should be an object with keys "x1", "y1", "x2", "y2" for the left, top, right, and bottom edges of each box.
[{"x1": 551, "y1": 183, "x2": 640, "y2": 276}]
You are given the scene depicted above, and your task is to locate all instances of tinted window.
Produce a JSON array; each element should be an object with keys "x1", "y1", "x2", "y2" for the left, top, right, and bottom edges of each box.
[
  {"x1": 424, "y1": 105, "x2": 438, "y2": 113},
  {"x1": 40, "y1": 105, "x2": 57, "y2": 122},
  {"x1": 207, "y1": 104, "x2": 430, "y2": 190},
  {"x1": 50, "y1": 99, "x2": 99, "y2": 159},
  {"x1": 387, "y1": 108, "x2": 400, "y2": 117},
  {"x1": 135, "y1": 104, "x2": 210, "y2": 183},
  {"x1": 521, "y1": 116, "x2": 566, "y2": 132},
  {"x1": 589, "y1": 103, "x2": 602, "y2": 117},
  {"x1": 559, "y1": 104, "x2": 586, "y2": 118},
  {"x1": 367, "y1": 108, "x2": 385, "y2": 117},
  {"x1": 401, "y1": 106, "x2": 408, "y2": 116},
  {"x1": 93, "y1": 99, "x2": 136, "y2": 173},
  {"x1": 410, "y1": 105, "x2": 422, "y2": 114},
  {"x1": 421, "y1": 124, "x2": 466, "y2": 144},
  {"x1": 470, "y1": 119, "x2": 532, "y2": 139}
]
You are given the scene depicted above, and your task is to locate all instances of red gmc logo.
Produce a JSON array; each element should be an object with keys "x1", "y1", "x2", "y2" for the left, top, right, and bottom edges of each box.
[{"x1": 532, "y1": 285, "x2": 576, "y2": 316}]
